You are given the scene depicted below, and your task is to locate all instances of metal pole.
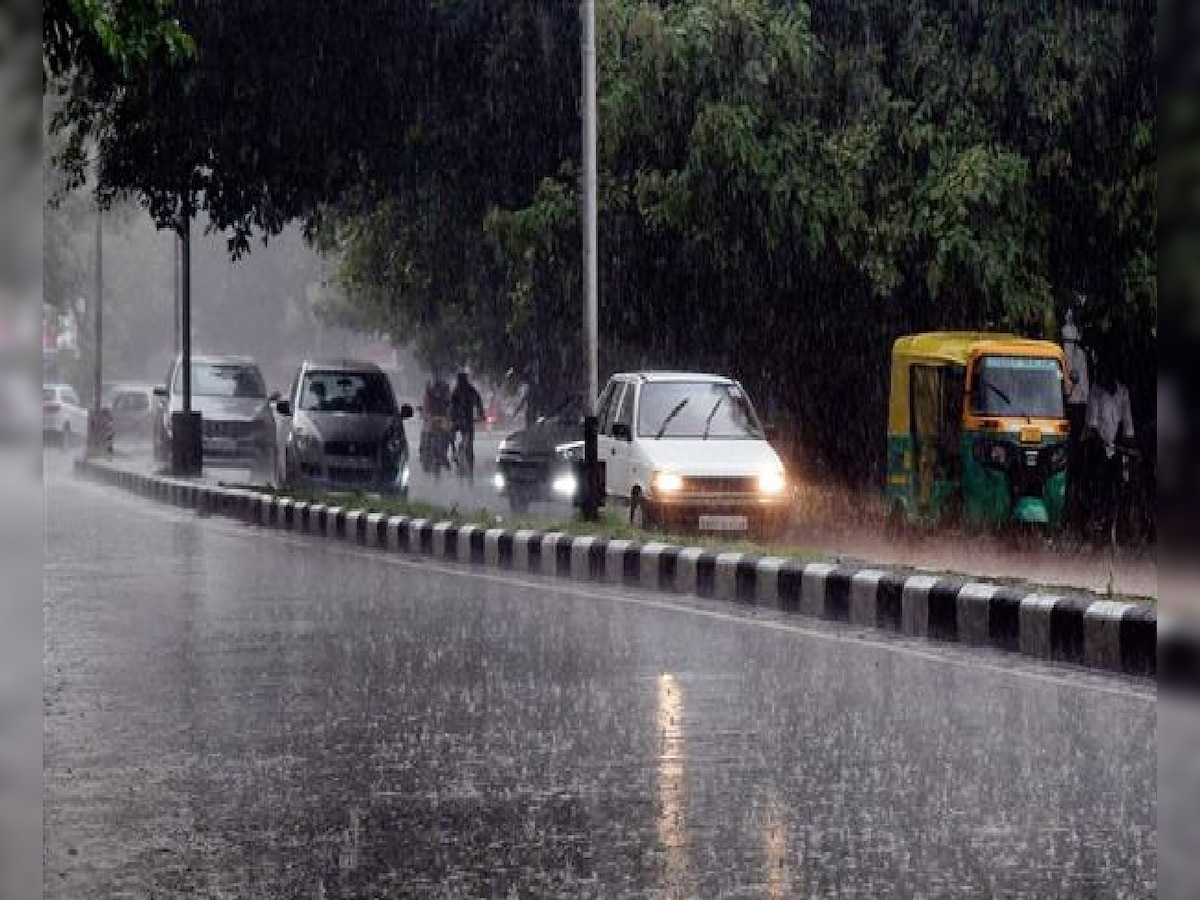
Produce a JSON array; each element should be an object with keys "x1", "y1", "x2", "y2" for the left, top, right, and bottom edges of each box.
[
  {"x1": 180, "y1": 214, "x2": 192, "y2": 414},
  {"x1": 173, "y1": 231, "x2": 181, "y2": 357},
  {"x1": 581, "y1": 0, "x2": 601, "y2": 520},
  {"x1": 92, "y1": 204, "x2": 103, "y2": 417}
]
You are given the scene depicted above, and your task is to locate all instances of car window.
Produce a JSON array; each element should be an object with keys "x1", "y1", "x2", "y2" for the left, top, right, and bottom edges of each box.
[
  {"x1": 598, "y1": 381, "x2": 623, "y2": 435},
  {"x1": 300, "y1": 371, "x2": 396, "y2": 414},
  {"x1": 175, "y1": 363, "x2": 266, "y2": 398},
  {"x1": 636, "y1": 381, "x2": 764, "y2": 439},
  {"x1": 614, "y1": 383, "x2": 635, "y2": 430}
]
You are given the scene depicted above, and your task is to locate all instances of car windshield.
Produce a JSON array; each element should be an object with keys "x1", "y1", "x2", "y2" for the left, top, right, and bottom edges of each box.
[
  {"x1": 300, "y1": 371, "x2": 396, "y2": 415},
  {"x1": 176, "y1": 363, "x2": 266, "y2": 398},
  {"x1": 971, "y1": 356, "x2": 1064, "y2": 419},
  {"x1": 636, "y1": 381, "x2": 764, "y2": 439}
]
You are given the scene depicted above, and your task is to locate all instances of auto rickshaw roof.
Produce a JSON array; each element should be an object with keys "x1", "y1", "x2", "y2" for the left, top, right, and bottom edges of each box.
[{"x1": 892, "y1": 332, "x2": 1063, "y2": 367}]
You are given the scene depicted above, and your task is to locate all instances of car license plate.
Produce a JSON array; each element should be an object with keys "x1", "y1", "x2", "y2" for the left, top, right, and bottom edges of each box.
[{"x1": 698, "y1": 514, "x2": 748, "y2": 532}]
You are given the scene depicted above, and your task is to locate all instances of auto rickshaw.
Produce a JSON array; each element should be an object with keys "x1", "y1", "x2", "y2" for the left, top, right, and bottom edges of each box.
[{"x1": 884, "y1": 332, "x2": 1071, "y2": 528}]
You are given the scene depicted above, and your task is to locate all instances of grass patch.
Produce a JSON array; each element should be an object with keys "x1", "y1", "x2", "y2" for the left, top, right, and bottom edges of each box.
[{"x1": 226, "y1": 482, "x2": 826, "y2": 563}]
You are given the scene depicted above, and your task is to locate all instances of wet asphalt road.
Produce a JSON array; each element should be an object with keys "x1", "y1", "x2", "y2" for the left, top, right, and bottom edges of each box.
[{"x1": 44, "y1": 454, "x2": 1156, "y2": 898}]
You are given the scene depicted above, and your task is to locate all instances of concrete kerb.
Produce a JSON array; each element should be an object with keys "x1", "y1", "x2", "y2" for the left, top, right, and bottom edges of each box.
[{"x1": 74, "y1": 457, "x2": 1168, "y2": 683}]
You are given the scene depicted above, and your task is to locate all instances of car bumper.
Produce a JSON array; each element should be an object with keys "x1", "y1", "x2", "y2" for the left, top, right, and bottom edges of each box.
[
  {"x1": 494, "y1": 460, "x2": 578, "y2": 501},
  {"x1": 644, "y1": 494, "x2": 789, "y2": 528},
  {"x1": 296, "y1": 455, "x2": 408, "y2": 491}
]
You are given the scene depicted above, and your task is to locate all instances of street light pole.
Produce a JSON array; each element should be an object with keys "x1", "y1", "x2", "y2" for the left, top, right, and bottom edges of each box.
[
  {"x1": 173, "y1": 230, "x2": 181, "y2": 357},
  {"x1": 90, "y1": 203, "x2": 103, "y2": 445},
  {"x1": 581, "y1": 0, "x2": 601, "y2": 520}
]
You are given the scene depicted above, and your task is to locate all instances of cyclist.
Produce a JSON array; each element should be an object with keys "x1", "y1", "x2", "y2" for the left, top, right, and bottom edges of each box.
[{"x1": 450, "y1": 370, "x2": 484, "y2": 480}]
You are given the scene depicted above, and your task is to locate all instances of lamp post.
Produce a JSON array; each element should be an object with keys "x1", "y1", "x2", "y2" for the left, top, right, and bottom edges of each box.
[{"x1": 581, "y1": 0, "x2": 601, "y2": 520}]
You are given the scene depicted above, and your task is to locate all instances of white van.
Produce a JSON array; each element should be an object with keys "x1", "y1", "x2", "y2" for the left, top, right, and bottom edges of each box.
[{"x1": 597, "y1": 372, "x2": 789, "y2": 536}]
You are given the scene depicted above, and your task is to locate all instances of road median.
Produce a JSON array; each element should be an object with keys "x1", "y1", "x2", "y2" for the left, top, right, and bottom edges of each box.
[{"x1": 76, "y1": 456, "x2": 1190, "y2": 685}]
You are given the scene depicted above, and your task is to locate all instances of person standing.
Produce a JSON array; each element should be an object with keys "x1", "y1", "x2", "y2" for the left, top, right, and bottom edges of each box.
[
  {"x1": 1083, "y1": 354, "x2": 1136, "y2": 537},
  {"x1": 1062, "y1": 311, "x2": 1090, "y2": 528}
]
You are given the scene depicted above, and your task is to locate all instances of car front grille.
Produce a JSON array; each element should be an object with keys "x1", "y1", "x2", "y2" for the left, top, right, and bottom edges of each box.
[
  {"x1": 203, "y1": 419, "x2": 257, "y2": 439},
  {"x1": 327, "y1": 465, "x2": 380, "y2": 484},
  {"x1": 325, "y1": 440, "x2": 379, "y2": 458},
  {"x1": 679, "y1": 476, "x2": 758, "y2": 496}
]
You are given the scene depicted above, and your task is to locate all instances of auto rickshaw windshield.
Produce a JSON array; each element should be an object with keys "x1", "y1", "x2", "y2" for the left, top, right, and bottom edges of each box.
[{"x1": 970, "y1": 356, "x2": 1065, "y2": 419}]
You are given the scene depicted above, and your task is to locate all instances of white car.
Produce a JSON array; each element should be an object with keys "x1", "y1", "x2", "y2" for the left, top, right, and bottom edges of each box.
[
  {"x1": 597, "y1": 372, "x2": 789, "y2": 536},
  {"x1": 43, "y1": 383, "x2": 89, "y2": 447}
]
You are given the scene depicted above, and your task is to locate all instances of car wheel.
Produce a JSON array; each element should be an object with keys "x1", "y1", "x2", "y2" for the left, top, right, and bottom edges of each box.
[{"x1": 630, "y1": 490, "x2": 655, "y2": 530}]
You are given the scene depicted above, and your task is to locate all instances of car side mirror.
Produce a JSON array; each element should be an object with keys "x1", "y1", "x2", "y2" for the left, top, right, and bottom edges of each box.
[
  {"x1": 275, "y1": 399, "x2": 292, "y2": 417},
  {"x1": 400, "y1": 403, "x2": 414, "y2": 420},
  {"x1": 612, "y1": 422, "x2": 632, "y2": 441},
  {"x1": 152, "y1": 385, "x2": 167, "y2": 399}
]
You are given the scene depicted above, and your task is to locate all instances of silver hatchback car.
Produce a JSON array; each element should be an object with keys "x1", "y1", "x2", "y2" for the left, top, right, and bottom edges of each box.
[{"x1": 274, "y1": 360, "x2": 414, "y2": 495}]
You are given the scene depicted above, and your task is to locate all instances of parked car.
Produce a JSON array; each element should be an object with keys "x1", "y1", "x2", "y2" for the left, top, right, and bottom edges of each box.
[
  {"x1": 43, "y1": 383, "x2": 89, "y2": 447},
  {"x1": 106, "y1": 383, "x2": 157, "y2": 442},
  {"x1": 152, "y1": 354, "x2": 275, "y2": 470},
  {"x1": 597, "y1": 372, "x2": 788, "y2": 537},
  {"x1": 493, "y1": 402, "x2": 584, "y2": 512},
  {"x1": 274, "y1": 360, "x2": 414, "y2": 495}
]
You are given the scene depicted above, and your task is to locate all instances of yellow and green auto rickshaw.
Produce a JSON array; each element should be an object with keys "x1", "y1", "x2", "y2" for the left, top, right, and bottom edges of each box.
[{"x1": 885, "y1": 332, "x2": 1071, "y2": 528}]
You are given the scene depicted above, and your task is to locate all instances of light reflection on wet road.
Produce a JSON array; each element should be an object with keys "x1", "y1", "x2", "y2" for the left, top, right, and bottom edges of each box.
[{"x1": 44, "y1": 459, "x2": 1155, "y2": 897}]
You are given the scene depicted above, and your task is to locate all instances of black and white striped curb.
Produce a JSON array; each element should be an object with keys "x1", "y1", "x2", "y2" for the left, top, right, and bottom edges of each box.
[{"x1": 77, "y1": 458, "x2": 1187, "y2": 685}]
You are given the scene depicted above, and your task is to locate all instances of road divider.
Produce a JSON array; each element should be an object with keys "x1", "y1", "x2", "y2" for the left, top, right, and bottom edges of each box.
[{"x1": 76, "y1": 457, "x2": 1191, "y2": 685}]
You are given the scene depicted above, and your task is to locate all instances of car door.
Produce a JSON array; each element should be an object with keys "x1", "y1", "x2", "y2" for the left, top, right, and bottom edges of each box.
[
  {"x1": 610, "y1": 381, "x2": 640, "y2": 500},
  {"x1": 595, "y1": 379, "x2": 624, "y2": 500}
]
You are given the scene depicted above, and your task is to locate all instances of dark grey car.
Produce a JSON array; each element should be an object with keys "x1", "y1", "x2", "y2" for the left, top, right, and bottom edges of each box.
[
  {"x1": 152, "y1": 355, "x2": 275, "y2": 470},
  {"x1": 494, "y1": 405, "x2": 584, "y2": 512},
  {"x1": 275, "y1": 360, "x2": 414, "y2": 495}
]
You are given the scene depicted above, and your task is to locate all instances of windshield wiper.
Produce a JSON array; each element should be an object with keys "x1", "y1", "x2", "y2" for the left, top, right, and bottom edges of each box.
[
  {"x1": 701, "y1": 397, "x2": 723, "y2": 440},
  {"x1": 979, "y1": 377, "x2": 1012, "y2": 409},
  {"x1": 654, "y1": 398, "x2": 689, "y2": 439}
]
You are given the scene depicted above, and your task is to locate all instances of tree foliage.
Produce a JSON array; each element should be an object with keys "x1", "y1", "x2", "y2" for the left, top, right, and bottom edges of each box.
[{"x1": 50, "y1": 0, "x2": 1155, "y2": 479}]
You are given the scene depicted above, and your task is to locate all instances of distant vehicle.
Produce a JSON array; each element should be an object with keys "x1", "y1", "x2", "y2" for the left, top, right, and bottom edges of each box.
[
  {"x1": 43, "y1": 383, "x2": 89, "y2": 447},
  {"x1": 152, "y1": 354, "x2": 275, "y2": 470},
  {"x1": 597, "y1": 372, "x2": 788, "y2": 537},
  {"x1": 274, "y1": 359, "x2": 414, "y2": 495},
  {"x1": 493, "y1": 402, "x2": 584, "y2": 513},
  {"x1": 106, "y1": 383, "x2": 157, "y2": 441},
  {"x1": 884, "y1": 332, "x2": 1071, "y2": 529}
]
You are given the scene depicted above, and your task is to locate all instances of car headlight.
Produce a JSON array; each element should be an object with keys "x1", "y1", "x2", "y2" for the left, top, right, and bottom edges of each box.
[
  {"x1": 758, "y1": 468, "x2": 787, "y2": 495},
  {"x1": 552, "y1": 473, "x2": 579, "y2": 497},
  {"x1": 401, "y1": 462, "x2": 411, "y2": 488},
  {"x1": 653, "y1": 471, "x2": 684, "y2": 494},
  {"x1": 973, "y1": 439, "x2": 1011, "y2": 469},
  {"x1": 292, "y1": 429, "x2": 318, "y2": 451}
]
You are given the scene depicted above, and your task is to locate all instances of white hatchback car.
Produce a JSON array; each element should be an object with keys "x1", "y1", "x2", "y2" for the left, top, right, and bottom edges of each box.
[
  {"x1": 43, "y1": 383, "x2": 90, "y2": 447},
  {"x1": 597, "y1": 372, "x2": 789, "y2": 536}
]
